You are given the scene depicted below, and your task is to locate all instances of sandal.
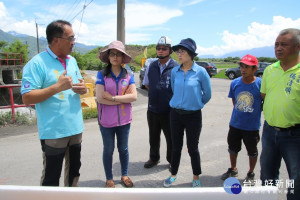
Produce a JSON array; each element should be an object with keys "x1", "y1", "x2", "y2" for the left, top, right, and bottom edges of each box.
[
  {"x1": 105, "y1": 180, "x2": 115, "y2": 188},
  {"x1": 121, "y1": 176, "x2": 133, "y2": 188}
]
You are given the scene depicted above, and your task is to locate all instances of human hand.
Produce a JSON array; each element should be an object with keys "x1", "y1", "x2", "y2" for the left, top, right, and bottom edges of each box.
[
  {"x1": 57, "y1": 70, "x2": 73, "y2": 91},
  {"x1": 72, "y1": 79, "x2": 87, "y2": 95},
  {"x1": 102, "y1": 91, "x2": 113, "y2": 100},
  {"x1": 125, "y1": 86, "x2": 133, "y2": 94}
]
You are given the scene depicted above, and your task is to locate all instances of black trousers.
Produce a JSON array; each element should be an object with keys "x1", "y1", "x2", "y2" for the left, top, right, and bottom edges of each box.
[
  {"x1": 40, "y1": 134, "x2": 82, "y2": 186},
  {"x1": 147, "y1": 110, "x2": 172, "y2": 163},
  {"x1": 170, "y1": 109, "x2": 202, "y2": 176}
]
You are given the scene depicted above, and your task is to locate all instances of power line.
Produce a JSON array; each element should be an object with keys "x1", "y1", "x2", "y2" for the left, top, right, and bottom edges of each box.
[
  {"x1": 62, "y1": 0, "x2": 82, "y2": 21},
  {"x1": 73, "y1": 0, "x2": 88, "y2": 52},
  {"x1": 69, "y1": 0, "x2": 93, "y2": 22}
]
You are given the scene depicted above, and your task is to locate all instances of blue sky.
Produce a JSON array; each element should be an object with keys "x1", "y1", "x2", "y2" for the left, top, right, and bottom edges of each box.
[{"x1": 0, "y1": 0, "x2": 300, "y2": 56}]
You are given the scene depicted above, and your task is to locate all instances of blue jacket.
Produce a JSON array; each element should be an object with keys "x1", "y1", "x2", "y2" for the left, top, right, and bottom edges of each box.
[{"x1": 148, "y1": 58, "x2": 178, "y2": 114}]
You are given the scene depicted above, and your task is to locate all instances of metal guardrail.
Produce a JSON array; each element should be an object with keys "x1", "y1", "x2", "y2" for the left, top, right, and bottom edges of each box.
[
  {"x1": 0, "y1": 83, "x2": 95, "y2": 122},
  {"x1": 0, "y1": 52, "x2": 22, "y2": 66},
  {"x1": 0, "y1": 84, "x2": 35, "y2": 123}
]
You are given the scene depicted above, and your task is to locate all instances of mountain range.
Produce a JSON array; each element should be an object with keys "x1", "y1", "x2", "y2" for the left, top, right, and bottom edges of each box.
[
  {"x1": 198, "y1": 46, "x2": 275, "y2": 58},
  {"x1": 1, "y1": 29, "x2": 276, "y2": 58},
  {"x1": 0, "y1": 29, "x2": 98, "y2": 58}
]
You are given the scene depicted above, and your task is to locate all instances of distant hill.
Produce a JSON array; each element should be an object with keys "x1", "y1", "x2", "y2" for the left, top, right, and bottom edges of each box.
[
  {"x1": 0, "y1": 29, "x2": 98, "y2": 58},
  {"x1": 1, "y1": 29, "x2": 276, "y2": 60},
  {"x1": 220, "y1": 46, "x2": 275, "y2": 58},
  {"x1": 198, "y1": 46, "x2": 275, "y2": 59}
]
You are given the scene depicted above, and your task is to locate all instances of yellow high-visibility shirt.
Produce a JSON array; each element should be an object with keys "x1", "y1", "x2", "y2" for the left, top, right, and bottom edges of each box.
[{"x1": 261, "y1": 61, "x2": 300, "y2": 128}]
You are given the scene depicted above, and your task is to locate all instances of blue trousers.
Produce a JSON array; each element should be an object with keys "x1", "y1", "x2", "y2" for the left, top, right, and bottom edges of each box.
[
  {"x1": 260, "y1": 121, "x2": 300, "y2": 200},
  {"x1": 100, "y1": 123, "x2": 130, "y2": 180}
]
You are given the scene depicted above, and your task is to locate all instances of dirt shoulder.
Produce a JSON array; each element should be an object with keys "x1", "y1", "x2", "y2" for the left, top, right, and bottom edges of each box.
[
  {"x1": 0, "y1": 124, "x2": 37, "y2": 138},
  {"x1": 0, "y1": 118, "x2": 97, "y2": 139}
]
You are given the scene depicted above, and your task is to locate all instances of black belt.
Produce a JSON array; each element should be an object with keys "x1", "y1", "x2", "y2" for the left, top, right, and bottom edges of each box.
[
  {"x1": 272, "y1": 124, "x2": 300, "y2": 132},
  {"x1": 173, "y1": 108, "x2": 200, "y2": 115}
]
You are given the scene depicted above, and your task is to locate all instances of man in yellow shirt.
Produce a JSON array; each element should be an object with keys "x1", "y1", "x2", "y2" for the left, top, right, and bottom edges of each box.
[{"x1": 260, "y1": 28, "x2": 300, "y2": 200}]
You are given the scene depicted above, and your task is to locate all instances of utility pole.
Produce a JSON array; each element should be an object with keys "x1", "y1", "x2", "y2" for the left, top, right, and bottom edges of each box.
[
  {"x1": 35, "y1": 19, "x2": 40, "y2": 53},
  {"x1": 117, "y1": 0, "x2": 125, "y2": 43}
]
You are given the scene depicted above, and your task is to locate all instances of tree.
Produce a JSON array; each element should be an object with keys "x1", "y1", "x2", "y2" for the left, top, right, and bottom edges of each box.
[
  {"x1": 1, "y1": 40, "x2": 29, "y2": 64},
  {"x1": 257, "y1": 57, "x2": 277, "y2": 63},
  {"x1": 71, "y1": 51, "x2": 87, "y2": 69},
  {"x1": 0, "y1": 41, "x2": 8, "y2": 50},
  {"x1": 194, "y1": 56, "x2": 200, "y2": 61}
]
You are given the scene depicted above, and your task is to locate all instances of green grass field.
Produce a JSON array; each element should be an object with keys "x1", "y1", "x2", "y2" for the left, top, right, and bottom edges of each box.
[
  {"x1": 214, "y1": 62, "x2": 237, "y2": 69},
  {"x1": 212, "y1": 62, "x2": 237, "y2": 79},
  {"x1": 212, "y1": 69, "x2": 227, "y2": 79}
]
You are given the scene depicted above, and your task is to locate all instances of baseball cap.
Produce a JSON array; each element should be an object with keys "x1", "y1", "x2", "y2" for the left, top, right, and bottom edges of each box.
[{"x1": 239, "y1": 54, "x2": 258, "y2": 66}]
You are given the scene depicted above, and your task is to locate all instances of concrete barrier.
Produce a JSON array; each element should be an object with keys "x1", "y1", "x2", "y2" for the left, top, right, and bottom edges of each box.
[{"x1": 0, "y1": 185, "x2": 278, "y2": 200}]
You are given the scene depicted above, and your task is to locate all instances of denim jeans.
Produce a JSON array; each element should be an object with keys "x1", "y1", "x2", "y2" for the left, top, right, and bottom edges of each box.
[
  {"x1": 100, "y1": 123, "x2": 130, "y2": 180},
  {"x1": 260, "y1": 121, "x2": 300, "y2": 200}
]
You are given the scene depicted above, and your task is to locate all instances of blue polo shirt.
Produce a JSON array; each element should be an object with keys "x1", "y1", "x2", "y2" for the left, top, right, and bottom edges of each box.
[
  {"x1": 169, "y1": 62, "x2": 211, "y2": 110},
  {"x1": 95, "y1": 67, "x2": 135, "y2": 85},
  {"x1": 21, "y1": 46, "x2": 84, "y2": 139}
]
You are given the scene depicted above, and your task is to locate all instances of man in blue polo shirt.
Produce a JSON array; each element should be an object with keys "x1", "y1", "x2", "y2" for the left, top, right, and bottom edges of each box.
[{"x1": 21, "y1": 20, "x2": 87, "y2": 186}]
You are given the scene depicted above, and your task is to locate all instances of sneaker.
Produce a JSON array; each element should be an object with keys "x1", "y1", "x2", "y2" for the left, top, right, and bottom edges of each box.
[
  {"x1": 221, "y1": 168, "x2": 238, "y2": 180},
  {"x1": 163, "y1": 176, "x2": 177, "y2": 187},
  {"x1": 244, "y1": 172, "x2": 255, "y2": 186},
  {"x1": 192, "y1": 178, "x2": 201, "y2": 187},
  {"x1": 144, "y1": 160, "x2": 160, "y2": 168}
]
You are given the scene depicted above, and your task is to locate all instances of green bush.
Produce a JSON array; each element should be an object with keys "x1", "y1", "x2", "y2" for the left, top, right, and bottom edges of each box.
[
  {"x1": 0, "y1": 112, "x2": 12, "y2": 125},
  {"x1": 0, "y1": 111, "x2": 36, "y2": 126},
  {"x1": 82, "y1": 108, "x2": 98, "y2": 120},
  {"x1": 0, "y1": 108, "x2": 99, "y2": 126}
]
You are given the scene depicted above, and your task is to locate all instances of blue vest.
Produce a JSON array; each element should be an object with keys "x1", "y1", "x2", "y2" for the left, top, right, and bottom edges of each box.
[{"x1": 148, "y1": 58, "x2": 178, "y2": 114}]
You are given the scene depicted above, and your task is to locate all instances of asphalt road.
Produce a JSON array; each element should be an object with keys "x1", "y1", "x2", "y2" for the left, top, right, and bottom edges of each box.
[{"x1": 0, "y1": 76, "x2": 288, "y2": 200}]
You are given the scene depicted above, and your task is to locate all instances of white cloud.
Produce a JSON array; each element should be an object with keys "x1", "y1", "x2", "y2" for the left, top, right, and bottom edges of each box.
[
  {"x1": 0, "y1": 2, "x2": 6, "y2": 18},
  {"x1": 197, "y1": 16, "x2": 300, "y2": 56},
  {"x1": 179, "y1": 0, "x2": 205, "y2": 7},
  {"x1": 126, "y1": 3, "x2": 182, "y2": 29},
  {"x1": 1, "y1": 1, "x2": 300, "y2": 57},
  {"x1": 71, "y1": 2, "x2": 182, "y2": 45},
  {"x1": 0, "y1": 2, "x2": 37, "y2": 37},
  {"x1": 0, "y1": 1, "x2": 182, "y2": 46}
]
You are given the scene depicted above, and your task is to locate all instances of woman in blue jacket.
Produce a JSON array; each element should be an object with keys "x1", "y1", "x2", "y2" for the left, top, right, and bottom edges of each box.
[{"x1": 163, "y1": 38, "x2": 212, "y2": 188}]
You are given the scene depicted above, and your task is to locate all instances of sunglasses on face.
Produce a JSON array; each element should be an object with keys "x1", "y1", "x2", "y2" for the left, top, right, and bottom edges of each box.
[{"x1": 156, "y1": 47, "x2": 168, "y2": 51}]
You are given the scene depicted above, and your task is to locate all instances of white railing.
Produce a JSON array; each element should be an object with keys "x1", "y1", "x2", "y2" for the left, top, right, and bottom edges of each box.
[{"x1": 0, "y1": 185, "x2": 278, "y2": 200}]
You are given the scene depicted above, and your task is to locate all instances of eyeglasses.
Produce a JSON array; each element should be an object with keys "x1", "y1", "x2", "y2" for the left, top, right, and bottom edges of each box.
[
  {"x1": 156, "y1": 47, "x2": 168, "y2": 51},
  {"x1": 175, "y1": 50, "x2": 187, "y2": 55},
  {"x1": 109, "y1": 52, "x2": 123, "y2": 57},
  {"x1": 57, "y1": 36, "x2": 76, "y2": 42}
]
